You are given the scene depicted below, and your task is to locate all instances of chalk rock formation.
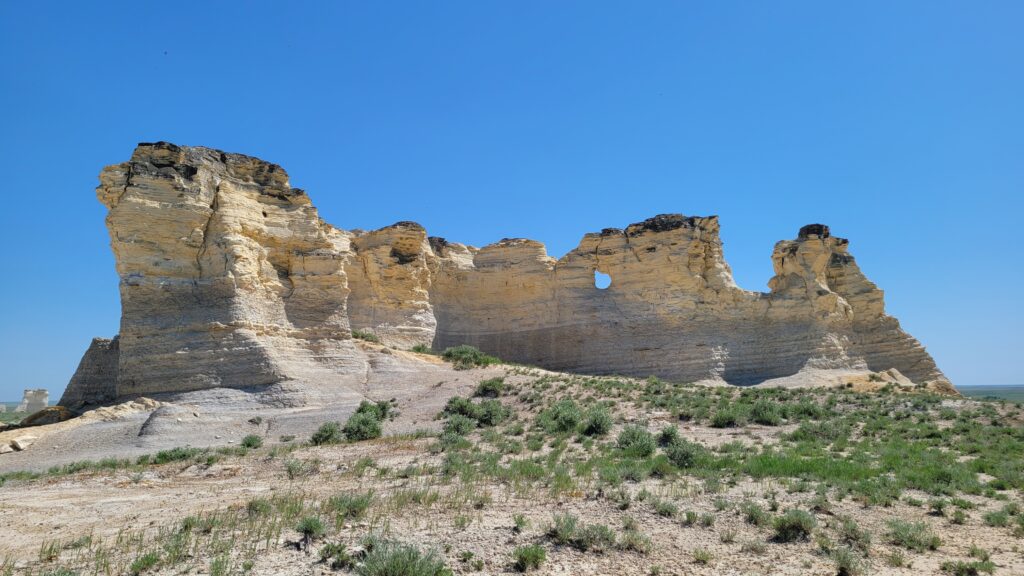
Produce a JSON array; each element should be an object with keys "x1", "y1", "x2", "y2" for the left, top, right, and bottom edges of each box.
[
  {"x1": 15, "y1": 390, "x2": 48, "y2": 414},
  {"x1": 61, "y1": 143, "x2": 953, "y2": 406}
]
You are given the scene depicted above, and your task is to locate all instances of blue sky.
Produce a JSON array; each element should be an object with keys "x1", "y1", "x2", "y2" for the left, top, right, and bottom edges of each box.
[{"x1": 1, "y1": 1, "x2": 1021, "y2": 400}]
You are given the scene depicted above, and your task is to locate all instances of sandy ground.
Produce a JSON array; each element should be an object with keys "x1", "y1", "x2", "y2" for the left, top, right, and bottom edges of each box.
[{"x1": 0, "y1": 359, "x2": 1015, "y2": 575}]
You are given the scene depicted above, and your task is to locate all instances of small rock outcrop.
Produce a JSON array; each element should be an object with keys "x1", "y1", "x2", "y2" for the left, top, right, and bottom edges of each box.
[
  {"x1": 15, "y1": 390, "x2": 48, "y2": 414},
  {"x1": 61, "y1": 142, "x2": 953, "y2": 405}
]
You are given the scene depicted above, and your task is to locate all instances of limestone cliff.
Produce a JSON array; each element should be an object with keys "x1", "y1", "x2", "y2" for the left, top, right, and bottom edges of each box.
[{"x1": 60, "y1": 143, "x2": 952, "y2": 406}]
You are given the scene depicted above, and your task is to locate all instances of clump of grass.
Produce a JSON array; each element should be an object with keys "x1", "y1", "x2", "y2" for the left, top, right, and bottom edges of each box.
[
  {"x1": 320, "y1": 542, "x2": 354, "y2": 569},
  {"x1": 692, "y1": 548, "x2": 713, "y2": 564},
  {"x1": 547, "y1": 514, "x2": 579, "y2": 545},
  {"x1": 832, "y1": 546, "x2": 865, "y2": 576},
  {"x1": 326, "y1": 491, "x2": 373, "y2": 525},
  {"x1": 474, "y1": 377, "x2": 505, "y2": 398},
  {"x1": 663, "y1": 438, "x2": 705, "y2": 469},
  {"x1": 581, "y1": 406, "x2": 612, "y2": 436},
  {"x1": 939, "y1": 560, "x2": 995, "y2": 575},
  {"x1": 772, "y1": 509, "x2": 817, "y2": 542},
  {"x1": 537, "y1": 399, "x2": 582, "y2": 433},
  {"x1": 617, "y1": 425, "x2": 655, "y2": 458},
  {"x1": 836, "y1": 515, "x2": 871, "y2": 554},
  {"x1": 358, "y1": 540, "x2": 451, "y2": 576},
  {"x1": 129, "y1": 551, "x2": 160, "y2": 575},
  {"x1": 513, "y1": 544, "x2": 546, "y2": 572},
  {"x1": 311, "y1": 422, "x2": 343, "y2": 445},
  {"x1": 296, "y1": 516, "x2": 326, "y2": 551},
  {"x1": 741, "y1": 501, "x2": 770, "y2": 526},
  {"x1": 410, "y1": 344, "x2": 435, "y2": 355},
  {"x1": 513, "y1": 514, "x2": 529, "y2": 533},
  {"x1": 710, "y1": 406, "x2": 747, "y2": 428},
  {"x1": 619, "y1": 517, "x2": 651, "y2": 554},
  {"x1": 351, "y1": 329, "x2": 380, "y2": 343},
  {"x1": 442, "y1": 345, "x2": 501, "y2": 370},
  {"x1": 247, "y1": 497, "x2": 272, "y2": 517},
  {"x1": 886, "y1": 519, "x2": 941, "y2": 551},
  {"x1": 751, "y1": 400, "x2": 783, "y2": 425},
  {"x1": 343, "y1": 412, "x2": 382, "y2": 441},
  {"x1": 240, "y1": 434, "x2": 263, "y2": 449}
]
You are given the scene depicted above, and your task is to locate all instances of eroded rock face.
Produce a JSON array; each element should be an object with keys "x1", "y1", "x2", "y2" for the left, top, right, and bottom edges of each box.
[
  {"x1": 15, "y1": 390, "x2": 48, "y2": 414},
  {"x1": 61, "y1": 143, "x2": 953, "y2": 405}
]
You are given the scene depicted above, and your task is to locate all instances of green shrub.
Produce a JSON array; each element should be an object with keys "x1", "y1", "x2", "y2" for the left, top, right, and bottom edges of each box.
[
  {"x1": 664, "y1": 438, "x2": 704, "y2": 469},
  {"x1": 343, "y1": 412, "x2": 382, "y2": 441},
  {"x1": 475, "y1": 399, "x2": 510, "y2": 427},
  {"x1": 548, "y1": 513, "x2": 578, "y2": 545},
  {"x1": 513, "y1": 544, "x2": 546, "y2": 572},
  {"x1": 740, "y1": 501, "x2": 769, "y2": 526},
  {"x1": 357, "y1": 541, "x2": 451, "y2": 576},
  {"x1": 538, "y1": 399, "x2": 582, "y2": 433},
  {"x1": 772, "y1": 509, "x2": 817, "y2": 542},
  {"x1": 474, "y1": 377, "x2": 505, "y2": 398},
  {"x1": 311, "y1": 422, "x2": 343, "y2": 445},
  {"x1": 296, "y1": 516, "x2": 326, "y2": 550},
  {"x1": 356, "y1": 400, "x2": 393, "y2": 421},
  {"x1": 410, "y1": 344, "x2": 435, "y2": 355},
  {"x1": 836, "y1": 515, "x2": 871, "y2": 554},
  {"x1": 241, "y1": 434, "x2": 263, "y2": 449},
  {"x1": 657, "y1": 426, "x2": 679, "y2": 446},
  {"x1": 581, "y1": 406, "x2": 612, "y2": 436},
  {"x1": 940, "y1": 560, "x2": 995, "y2": 575},
  {"x1": 441, "y1": 345, "x2": 500, "y2": 370},
  {"x1": 444, "y1": 415, "x2": 476, "y2": 436},
  {"x1": 351, "y1": 329, "x2": 380, "y2": 342},
  {"x1": 617, "y1": 425, "x2": 655, "y2": 458},
  {"x1": 832, "y1": 546, "x2": 865, "y2": 576},
  {"x1": 751, "y1": 400, "x2": 782, "y2": 426},
  {"x1": 326, "y1": 491, "x2": 373, "y2": 523},
  {"x1": 320, "y1": 542, "x2": 354, "y2": 569},
  {"x1": 247, "y1": 498, "x2": 272, "y2": 517},
  {"x1": 710, "y1": 406, "x2": 747, "y2": 428},
  {"x1": 151, "y1": 447, "x2": 202, "y2": 464},
  {"x1": 575, "y1": 524, "x2": 617, "y2": 552},
  {"x1": 886, "y1": 519, "x2": 941, "y2": 551}
]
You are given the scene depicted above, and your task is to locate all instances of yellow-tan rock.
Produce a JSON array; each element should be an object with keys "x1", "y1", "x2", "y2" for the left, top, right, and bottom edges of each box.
[{"x1": 60, "y1": 143, "x2": 952, "y2": 406}]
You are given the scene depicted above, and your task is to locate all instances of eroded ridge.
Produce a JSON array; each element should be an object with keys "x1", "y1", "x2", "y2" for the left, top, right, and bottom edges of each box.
[{"x1": 61, "y1": 142, "x2": 952, "y2": 406}]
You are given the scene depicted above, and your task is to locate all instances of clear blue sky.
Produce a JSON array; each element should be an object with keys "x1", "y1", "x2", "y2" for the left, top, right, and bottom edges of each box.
[{"x1": 1, "y1": 2, "x2": 1021, "y2": 400}]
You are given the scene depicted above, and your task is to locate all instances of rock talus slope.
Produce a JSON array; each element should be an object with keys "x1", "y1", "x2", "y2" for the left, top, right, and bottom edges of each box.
[{"x1": 61, "y1": 142, "x2": 952, "y2": 407}]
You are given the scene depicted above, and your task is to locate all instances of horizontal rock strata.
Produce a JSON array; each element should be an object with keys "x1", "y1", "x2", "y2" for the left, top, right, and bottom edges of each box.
[{"x1": 61, "y1": 142, "x2": 952, "y2": 406}]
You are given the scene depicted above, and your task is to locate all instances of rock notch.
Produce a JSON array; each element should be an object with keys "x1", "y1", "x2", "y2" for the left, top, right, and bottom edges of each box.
[{"x1": 60, "y1": 142, "x2": 953, "y2": 406}]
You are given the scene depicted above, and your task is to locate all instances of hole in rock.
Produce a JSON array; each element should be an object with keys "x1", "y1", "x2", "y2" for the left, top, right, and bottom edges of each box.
[{"x1": 594, "y1": 270, "x2": 611, "y2": 290}]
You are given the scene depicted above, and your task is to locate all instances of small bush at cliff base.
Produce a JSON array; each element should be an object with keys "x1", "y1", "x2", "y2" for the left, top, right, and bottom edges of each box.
[
  {"x1": 343, "y1": 412, "x2": 383, "y2": 441},
  {"x1": 356, "y1": 399, "x2": 393, "y2": 421},
  {"x1": 351, "y1": 329, "x2": 380, "y2": 343},
  {"x1": 513, "y1": 545, "x2": 546, "y2": 572},
  {"x1": 311, "y1": 422, "x2": 343, "y2": 445},
  {"x1": 474, "y1": 377, "x2": 505, "y2": 398},
  {"x1": 241, "y1": 434, "x2": 263, "y2": 449},
  {"x1": 441, "y1": 345, "x2": 501, "y2": 370}
]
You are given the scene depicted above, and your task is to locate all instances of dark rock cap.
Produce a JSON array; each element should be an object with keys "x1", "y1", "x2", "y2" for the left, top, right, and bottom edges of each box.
[{"x1": 798, "y1": 224, "x2": 830, "y2": 239}]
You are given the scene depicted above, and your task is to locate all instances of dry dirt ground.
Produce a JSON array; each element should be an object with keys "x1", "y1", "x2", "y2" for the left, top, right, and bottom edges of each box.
[{"x1": 1, "y1": 357, "x2": 1022, "y2": 575}]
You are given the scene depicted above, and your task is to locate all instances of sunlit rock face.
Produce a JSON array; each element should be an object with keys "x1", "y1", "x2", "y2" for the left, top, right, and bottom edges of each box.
[{"x1": 61, "y1": 143, "x2": 952, "y2": 406}]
